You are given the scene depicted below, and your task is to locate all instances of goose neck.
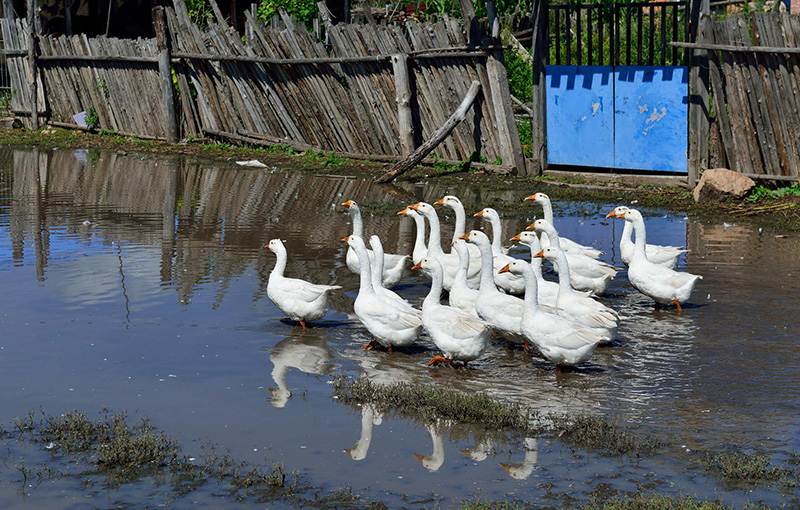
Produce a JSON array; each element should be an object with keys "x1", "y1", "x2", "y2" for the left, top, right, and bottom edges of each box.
[{"x1": 349, "y1": 206, "x2": 364, "y2": 237}]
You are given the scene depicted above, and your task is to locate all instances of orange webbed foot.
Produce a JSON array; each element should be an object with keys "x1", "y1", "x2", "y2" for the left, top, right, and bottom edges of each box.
[{"x1": 427, "y1": 355, "x2": 452, "y2": 366}]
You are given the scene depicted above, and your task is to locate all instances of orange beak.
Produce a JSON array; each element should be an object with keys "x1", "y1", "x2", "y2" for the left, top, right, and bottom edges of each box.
[
  {"x1": 341, "y1": 200, "x2": 353, "y2": 208},
  {"x1": 433, "y1": 198, "x2": 444, "y2": 206},
  {"x1": 498, "y1": 263, "x2": 511, "y2": 274},
  {"x1": 413, "y1": 453, "x2": 425, "y2": 464},
  {"x1": 411, "y1": 261, "x2": 423, "y2": 270},
  {"x1": 499, "y1": 462, "x2": 512, "y2": 474},
  {"x1": 263, "y1": 244, "x2": 269, "y2": 249},
  {"x1": 616, "y1": 212, "x2": 626, "y2": 219},
  {"x1": 605, "y1": 210, "x2": 617, "y2": 218},
  {"x1": 344, "y1": 448, "x2": 351, "y2": 455},
  {"x1": 409, "y1": 202, "x2": 421, "y2": 211},
  {"x1": 458, "y1": 233, "x2": 470, "y2": 241},
  {"x1": 473, "y1": 210, "x2": 484, "y2": 218},
  {"x1": 509, "y1": 233, "x2": 521, "y2": 242},
  {"x1": 397, "y1": 208, "x2": 408, "y2": 216},
  {"x1": 523, "y1": 194, "x2": 537, "y2": 201},
  {"x1": 341, "y1": 235, "x2": 351, "y2": 243},
  {"x1": 524, "y1": 222, "x2": 536, "y2": 231},
  {"x1": 533, "y1": 250, "x2": 544, "y2": 258}
]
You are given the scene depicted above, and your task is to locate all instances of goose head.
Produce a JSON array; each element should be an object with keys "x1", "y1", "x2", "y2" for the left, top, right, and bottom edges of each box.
[
  {"x1": 525, "y1": 218, "x2": 553, "y2": 234},
  {"x1": 605, "y1": 205, "x2": 630, "y2": 219},
  {"x1": 459, "y1": 229, "x2": 489, "y2": 246},
  {"x1": 510, "y1": 230, "x2": 540, "y2": 248},
  {"x1": 342, "y1": 234, "x2": 367, "y2": 251},
  {"x1": 523, "y1": 192, "x2": 550, "y2": 205},
  {"x1": 435, "y1": 195, "x2": 462, "y2": 210},
  {"x1": 266, "y1": 238, "x2": 287, "y2": 255},
  {"x1": 473, "y1": 207, "x2": 500, "y2": 222},
  {"x1": 497, "y1": 259, "x2": 527, "y2": 276},
  {"x1": 534, "y1": 246, "x2": 559, "y2": 261},
  {"x1": 409, "y1": 201, "x2": 435, "y2": 217}
]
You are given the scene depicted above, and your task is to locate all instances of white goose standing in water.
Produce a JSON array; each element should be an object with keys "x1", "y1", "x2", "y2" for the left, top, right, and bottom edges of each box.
[
  {"x1": 343, "y1": 234, "x2": 422, "y2": 351},
  {"x1": 266, "y1": 239, "x2": 341, "y2": 328},
  {"x1": 342, "y1": 200, "x2": 408, "y2": 288},
  {"x1": 608, "y1": 208, "x2": 702, "y2": 311},
  {"x1": 397, "y1": 206, "x2": 427, "y2": 265}
]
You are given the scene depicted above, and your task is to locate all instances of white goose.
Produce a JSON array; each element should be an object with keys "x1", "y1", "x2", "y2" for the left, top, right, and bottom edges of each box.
[
  {"x1": 609, "y1": 208, "x2": 702, "y2": 311},
  {"x1": 474, "y1": 207, "x2": 525, "y2": 294},
  {"x1": 530, "y1": 219, "x2": 616, "y2": 295},
  {"x1": 414, "y1": 421, "x2": 447, "y2": 472},
  {"x1": 606, "y1": 206, "x2": 686, "y2": 269},
  {"x1": 413, "y1": 257, "x2": 491, "y2": 366},
  {"x1": 499, "y1": 260, "x2": 605, "y2": 371},
  {"x1": 266, "y1": 239, "x2": 341, "y2": 328},
  {"x1": 524, "y1": 192, "x2": 603, "y2": 259},
  {"x1": 411, "y1": 202, "x2": 480, "y2": 291},
  {"x1": 449, "y1": 240, "x2": 480, "y2": 317},
  {"x1": 460, "y1": 230, "x2": 527, "y2": 347},
  {"x1": 342, "y1": 200, "x2": 409, "y2": 288},
  {"x1": 434, "y1": 195, "x2": 482, "y2": 260},
  {"x1": 397, "y1": 206, "x2": 427, "y2": 265},
  {"x1": 369, "y1": 235, "x2": 415, "y2": 309},
  {"x1": 534, "y1": 246, "x2": 618, "y2": 342},
  {"x1": 344, "y1": 234, "x2": 422, "y2": 351},
  {"x1": 499, "y1": 438, "x2": 539, "y2": 480}
]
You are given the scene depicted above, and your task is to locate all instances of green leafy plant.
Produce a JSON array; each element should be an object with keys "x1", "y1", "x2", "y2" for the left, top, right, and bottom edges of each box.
[
  {"x1": 746, "y1": 183, "x2": 800, "y2": 203},
  {"x1": 97, "y1": 77, "x2": 109, "y2": 98},
  {"x1": 85, "y1": 106, "x2": 99, "y2": 129},
  {"x1": 257, "y1": 0, "x2": 319, "y2": 25}
]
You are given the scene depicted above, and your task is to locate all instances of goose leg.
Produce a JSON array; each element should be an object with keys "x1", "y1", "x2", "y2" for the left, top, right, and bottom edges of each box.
[
  {"x1": 427, "y1": 356, "x2": 452, "y2": 366},
  {"x1": 362, "y1": 340, "x2": 380, "y2": 351},
  {"x1": 673, "y1": 298, "x2": 683, "y2": 312},
  {"x1": 300, "y1": 320, "x2": 307, "y2": 329}
]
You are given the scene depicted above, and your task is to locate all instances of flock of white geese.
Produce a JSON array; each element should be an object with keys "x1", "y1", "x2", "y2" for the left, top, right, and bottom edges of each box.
[{"x1": 266, "y1": 193, "x2": 702, "y2": 372}]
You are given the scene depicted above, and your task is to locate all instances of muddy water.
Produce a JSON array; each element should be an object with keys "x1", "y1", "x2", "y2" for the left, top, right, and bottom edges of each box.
[{"x1": 0, "y1": 148, "x2": 798, "y2": 508}]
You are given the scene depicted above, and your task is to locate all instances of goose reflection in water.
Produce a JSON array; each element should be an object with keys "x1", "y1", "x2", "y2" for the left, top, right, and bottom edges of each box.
[
  {"x1": 459, "y1": 435, "x2": 495, "y2": 462},
  {"x1": 344, "y1": 403, "x2": 383, "y2": 461},
  {"x1": 414, "y1": 420, "x2": 449, "y2": 472},
  {"x1": 267, "y1": 330, "x2": 335, "y2": 408},
  {"x1": 499, "y1": 437, "x2": 538, "y2": 480}
]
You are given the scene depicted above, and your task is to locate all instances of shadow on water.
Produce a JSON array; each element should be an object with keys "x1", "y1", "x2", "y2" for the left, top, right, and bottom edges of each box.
[{"x1": 0, "y1": 148, "x2": 799, "y2": 507}]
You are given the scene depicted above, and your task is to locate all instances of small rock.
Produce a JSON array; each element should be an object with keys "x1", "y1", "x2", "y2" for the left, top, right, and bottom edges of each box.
[
  {"x1": 0, "y1": 117, "x2": 23, "y2": 130},
  {"x1": 693, "y1": 168, "x2": 756, "y2": 203}
]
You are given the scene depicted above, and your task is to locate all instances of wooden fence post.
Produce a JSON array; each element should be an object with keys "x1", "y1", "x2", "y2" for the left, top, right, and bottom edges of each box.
[
  {"x1": 153, "y1": 6, "x2": 179, "y2": 144},
  {"x1": 485, "y1": 1, "x2": 528, "y2": 174},
  {"x1": 458, "y1": 0, "x2": 480, "y2": 47},
  {"x1": 27, "y1": 0, "x2": 38, "y2": 130},
  {"x1": 391, "y1": 53, "x2": 414, "y2": 157},
  {"x1": 530, "y1": 0, "x2": 547, "y2": 175},
  {"x1": 688, "y1": 0, "x2": 710, "y2": 187}
]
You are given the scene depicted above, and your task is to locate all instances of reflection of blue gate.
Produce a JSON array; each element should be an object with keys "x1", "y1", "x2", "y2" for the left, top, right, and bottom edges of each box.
[{"x1": 545, "y1": 2, "x2": 690, "y2": 173}]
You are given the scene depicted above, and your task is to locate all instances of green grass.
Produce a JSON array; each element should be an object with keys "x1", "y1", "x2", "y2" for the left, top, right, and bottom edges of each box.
[{"x1": 746, "y1": 183, "x2": 800, "y2": 203}]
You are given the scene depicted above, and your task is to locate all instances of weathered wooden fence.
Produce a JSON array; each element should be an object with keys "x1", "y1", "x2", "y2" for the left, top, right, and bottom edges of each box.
[
  {"x1": 0, "y1": 0, "x2": 527, "y2": 175},
  {"x1": 679, "y1": 11, "x2": 800, "y2": 182}
]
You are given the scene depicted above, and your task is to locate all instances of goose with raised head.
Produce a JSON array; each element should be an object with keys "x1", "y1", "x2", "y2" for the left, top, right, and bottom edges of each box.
[
  {"x1": 534, "y1": 247, "x2": 618, "y2": 342},
  {"x1": 342, "y1": 200, "x2": 409, "y2": 287},
  {"x1": 343, "y1": 234, "x2": 422, "y2": 351},
  {"x1": 266, "y1": 239, "x2": 341, "y2": 328},
  {"x1": 499, "y1": 260, "x2": 605, "y2": 371},
  {"x1": 413, "y1": 257, "x2": 491, "y2": 366},
  {"x1": 474, "y1": 207, "x2": 525, "y2": 294},
  {"x1": 529, "y1": 219, "x2": 615, "y2": 295},
  {"x1": 449, "y1": 240, "x2": 480, "y2": 317},
  {"x1": 369, "y1": 235, "x2": 416, "y2": 309},
  {"x1": 524, "y1": 192, "x2": 603, "y2": 259},
  {"x1": 606, "y1": 206, "x2": 686, "y2": 269},
  {"x1": 460, "y1": 230, "x2": 527, "y2": 347},
  {"x1": 608, "y1": 208, "x2": 702, "y2": 311},
  {"x1": 434, "y1": 195, "x2": 482, "y2": 260},
  {"x1": 397, "y1": 206, "x2": 427, "y2": 265},
  {"x1": 410, "y1": 202, "x2": 480, "y2": 290}
]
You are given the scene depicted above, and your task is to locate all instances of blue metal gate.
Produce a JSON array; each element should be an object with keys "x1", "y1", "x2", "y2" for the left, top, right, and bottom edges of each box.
[{"x1": 545, "y1": 2, "x2": 690, "y2": 173}]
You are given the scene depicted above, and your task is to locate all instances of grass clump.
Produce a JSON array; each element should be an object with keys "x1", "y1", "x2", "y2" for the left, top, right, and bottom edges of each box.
[
  {"x1": 543, "y1": 413, "x2": 663, "y2": 458},
  {"x1": 703, "y1": 451, "x2": 790, "y2": 485},
  {"x1": 332, "y1": 375, "x2": 530, "y2": 430},
  {"x1": 582, "y1": 492, "x2": 732, "y2": 510},
  {"x1": 746, "y1": 183, "x2": 800, "y2": 203}
]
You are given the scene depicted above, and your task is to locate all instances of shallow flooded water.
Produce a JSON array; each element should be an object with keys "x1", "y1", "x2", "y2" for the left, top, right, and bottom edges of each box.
[{"x1": 0, "y1": 148, "x2": 798, "y2": 508}]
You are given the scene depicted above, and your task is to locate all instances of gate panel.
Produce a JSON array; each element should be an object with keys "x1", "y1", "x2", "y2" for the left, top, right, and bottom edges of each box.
[
  {"x1": 546, "y1": 66, "x2": 614, "y2": 168},
  {"x1": 614, "y1": 66, "x2": 688, "y2": 172}
]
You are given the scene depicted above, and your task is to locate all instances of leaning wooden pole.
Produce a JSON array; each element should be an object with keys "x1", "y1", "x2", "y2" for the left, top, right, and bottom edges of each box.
[
  {"x1": 26, "y1": 0, "x2": 38, "y2": 130},
  {"x1": 376, "y1": 80, "x2": 482, "y2": 184},
  {"x1": 688, "y1": 0, "x2": 710, "y2": 187},
  {"x1": 153, "y1": 6, "x2": 179, "y2": 144}
]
